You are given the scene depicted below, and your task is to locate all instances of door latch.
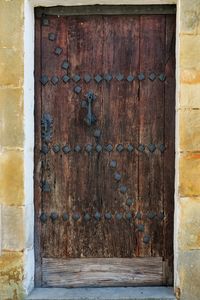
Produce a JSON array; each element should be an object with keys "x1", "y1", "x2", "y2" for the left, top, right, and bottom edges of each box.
[{"x1": 83, "y1": 91, "x2": 97, "y2": 126}]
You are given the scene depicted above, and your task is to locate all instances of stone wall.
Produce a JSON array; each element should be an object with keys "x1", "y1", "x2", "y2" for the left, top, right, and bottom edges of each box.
[{"x1": 0, "y1": 0, "x2": 200, "y2": 299}]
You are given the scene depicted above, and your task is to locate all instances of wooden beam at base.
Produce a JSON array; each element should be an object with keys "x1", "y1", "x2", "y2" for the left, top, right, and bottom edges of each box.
[{"x1": 42, "y1": 257, "x2": 163, "y2": 287}]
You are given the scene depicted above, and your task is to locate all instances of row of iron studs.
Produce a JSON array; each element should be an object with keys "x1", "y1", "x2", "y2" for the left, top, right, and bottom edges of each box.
[{"x1": 41, "y1": 143, "x2": 166, "y2": 154}]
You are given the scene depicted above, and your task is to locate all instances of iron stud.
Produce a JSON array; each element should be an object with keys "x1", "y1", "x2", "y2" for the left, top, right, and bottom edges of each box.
[
  {"x1": 74, "y1": 86, "x2": 82, "y2": 94},
  {"x1": 51, "y1": 76, "x2": 59, "y2": 85},
  {"x1": 159, "y1": 73, "x2": 166, "y2": 81},
  {"x1": 126, "y1": 212, "x2": 132, "y2": 220},
  {"x1": 85, "y1": 144, "x2": 93, "y2": 153},
  {"x1": 148, "y1": 144, "x2": 156, "y2": 153},
  {"x1": 54, "y1": 47, "x2": 63, "y2": 56},
  {"x1": 110, "y1": 160, "x2": 117, "y2": 168},
  {"x1": 53, "y1": 144, "x2": 60, "y2": 153},
  {"x1": 143, "y1": 235, "x2": 150, "y2": 244},
  {"x1": 48, "y1": 33, "x2": 56, "y2": 41},
  {"x1": 61, "y1": 60, "x2": 69, "y2": 70},
  {"x1": 147, "y1": 212, "x2": 156, "y2": 219},
  {"x1": 159, "y1": 144, "x2": 166, "y2": 153},
  {"x1": 84, "y1": 213, "x2": 91, "y2": 221},
  {"x1": 105, "y1": 144, "x2": 113, "y2": 152},
  {"x1": 104, "y1": 74, "x2": 112, "y2": 82},
  {"x1": 127, "y1": 75, "x2": 134, "y2": 82},
  {"x1": 72, "y1": 212, "x2": 80, "y2": 221},
  {"x1": 116, "y1": 144, "x2": 124, "y2": 152},
  {"x1": 94, "y1": 129, "x2": 101, "y2": 138},
  {"x1": 63, "y1": 213, "x2": 69, "y2": 221},
  {"x1": 40, "y1": 212, "x2": 47, "y2": 223},
  {"x1": 114, "y1": 172, "x2": 121, "y2": 182},
  {"x1": 42, "y1": 18, "x2": 49, "y2": 26},
  {"x1": 158, "y1": 212, "x2": 164, "y2": 220},
  {"x1": 41, "y1": 181, "x2": 51, "y2": 192},
  {"x1": 62, "y1": 75, "x2": 70, "y2": 83},
  {"x1": 40, "y1": 75, "x2": 49, "y2": 86},
  {"x1": 148, "y1": 73, "x2": 156, "y2": 81},
  {"x1": 94, "y1": 212, "x2": 101, "y2": 221},
  {"x1": 62, "y1": 145, "x2": 71, "y2": 154},
  {"x1": 84, "y1": 74, "x2": 92, "y2": 83},
  {"x1": 74, "y1": 145, "x2": 81, "y2": 153},
  {"x1": 119, "y1": 185, "x2": 127, "y2": 194},
  {"x1": 138, "y1": 144, "x2": 145, "y2": 152},
  {"x1": 95, "y1": 74, "x2": 103, "y2": 83},
  {"x1": 127, "y1": 144, "x2": 134, "y2": 152},
  {"x1": 116, "y1": 73, "x2": 124, "y2": 81},
  {"x1": 96, "y1": 144, "x2": 102, "y2": 153},
  {"x1": 105, "y1": 212, "x2": 112, "y2": 220},
  {"x1": 41, "y1": 144, "x2": 49, "y2": 154},
  {"x1": 138, "y1": 73, "x2": 145, "y2": 81},
  {"x1": 126, "y1": 198, "x2": 133, "y2": 206},
  {"x1": 137, "y1": 224, "x2": 144, "y2": 232},
  {"x1": 135, "y1": 212, "x2": 141, "y2": 220},
  {"x1": 116, "y1": 212, "x2": 123, "y2": 220},
  {"x1": 50, "y1": 212, "x2": 58, "y2": 221},
  {"x1": 73, "y1": 75, "x2": 81, "y2": 82}
]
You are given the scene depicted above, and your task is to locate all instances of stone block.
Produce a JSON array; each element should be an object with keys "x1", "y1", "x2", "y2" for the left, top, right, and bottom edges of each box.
[
  {"x1": 0, "y1": 0, "x2": 23, "y2": 48},
  {"x1": 179, "y1": 197, "x2": 200, "y2": 250},
  {"x1": 178, "y1": 250, "x2": 200, "y2": 300},
  {"x1": 180, "y1": 109, "x2": 200, "y2": 151},
  {"x1": 2, "y1": 205, "x2": 24, "y2": 251},
  {"x1": 180, "y1": 0, "x2": 200, "y2": 34},
  {"x1": 180, "y1": 36, "x2": 200, "y2": 70},
  {"x1": 179, "y1": 83, "x2": 200, "y2": 108},
  {"x1": 0, "y1": 250, "x2": 24, "y2": 299},
  {"x1": 0, "y1": 88, "x2": 24, "y2": 148},
  {"x1": 0, "y1": 48, "x2": 23, "y2": 87},
  {"x1": 0, "y1": 150, "x2": 24, "y2": 206},
  {"x1": 179, "y1": 153, "x2": 200, "y2": 196}
]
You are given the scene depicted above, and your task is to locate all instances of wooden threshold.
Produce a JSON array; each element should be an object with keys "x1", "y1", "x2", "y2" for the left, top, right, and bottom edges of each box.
[{"x1": 42, "y1": 257, "x2": 163, "y2": 287}]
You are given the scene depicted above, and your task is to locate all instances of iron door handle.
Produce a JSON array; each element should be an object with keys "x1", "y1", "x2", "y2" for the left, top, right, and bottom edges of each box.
[{"x1": 84, "y1": 91, "x2": 97, "y2": 126}]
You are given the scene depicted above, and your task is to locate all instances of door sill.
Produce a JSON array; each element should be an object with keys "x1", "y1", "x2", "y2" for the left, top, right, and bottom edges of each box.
[{"x1": 26, "y1": 287, "x2": 176, "y2": 300}]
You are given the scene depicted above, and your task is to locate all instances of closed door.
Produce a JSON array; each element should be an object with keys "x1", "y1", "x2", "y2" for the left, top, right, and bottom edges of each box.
[{"x1": 34, "y1": 6, "x2": 175, "y2": 287}]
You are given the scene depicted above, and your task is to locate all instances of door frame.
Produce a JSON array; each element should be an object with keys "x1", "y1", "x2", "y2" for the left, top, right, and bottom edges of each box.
[{"x1": 23, "y1": 0, "x2": 179, "y2": 294}]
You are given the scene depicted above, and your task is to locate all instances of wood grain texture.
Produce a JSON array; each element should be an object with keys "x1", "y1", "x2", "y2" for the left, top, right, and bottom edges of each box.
[
  {"x1": 42, "y1": 257, "x2": 163, "y2": 287},
  {"x1": 34, "y1": 12, "x2": 176, "y2": 287}
]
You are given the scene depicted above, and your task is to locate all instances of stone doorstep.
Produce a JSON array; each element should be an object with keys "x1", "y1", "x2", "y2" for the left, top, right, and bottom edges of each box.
[{"x1": 26, "y1": 287, "x2": 176, "y2": 300}]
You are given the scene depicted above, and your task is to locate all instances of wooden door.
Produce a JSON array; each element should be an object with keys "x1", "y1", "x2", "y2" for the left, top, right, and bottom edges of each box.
[{"x1": 34, "y1": 6, "x2": 176, "y2": 287}]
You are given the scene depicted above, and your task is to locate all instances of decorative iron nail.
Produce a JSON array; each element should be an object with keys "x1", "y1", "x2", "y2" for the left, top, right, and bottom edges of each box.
[
  {"x1": 94, "y1": 212, "x2": 101, "y2": 221},
  {"x1": 104, "y1": 74, "x2": 112, "y2": 82},
  {"x1": 127, "y1": 75, "x2": 134, "y2": 82},
  {"x1": 138, "y1": 73, "x2": 145, "y2": 81},
  {"x1": 148, "y1": 144, "x2": 156, "y2": 153},
  {"x1": 63, "y1": 213, "x2": 69, "y2": 221},
  {"x1": 159, "y1": 73, "x2": 166, "y2": 81},
  {"x1": 84, "y1": 213, "x2": 91, "y2": 221},
  {"x1": 61, "y1": 60, "x2": 69, "y2": 70},
  {"x1": 116, "y1": 73, "x2": 124, "y2": 81},
  {"x1": 138, "y1": 144, "x2": 145, "y2": 152},
  {"x1": 52, "y1": 144, "x2": 60, "y2": 153},
  {"x1": 94, "y1": 129, "x2": 101, "y2": 138},
  {"x1": 72, "y1": 212, "x2": 80, "y2": 221},
  {"x1": 127, "y1": 144, "x2": 134, "y2": 152},
  {"x1": 116, "y1": 144, "x2": 124, "y2": 152},
  {"x1": 96, "y1": 144, "x2": 102, "y2": 153},
  {"x1": 40, "y1": 212, "x2": 48, "y2": 223},
  {"x1": 110, "y1": 160, "x2": 117, "y2": 168},
  {"x1": 116, "y1": 212, "x2": 123, "y2": 220},
  {"x1": 143, "y1": 235, "x2": 150, "y2": 244},
  {"x1": 126, "y1": 212, "x2": 132, "y2": 220},
  {"x1": 54, "y1": 47, "x2": 63, "y2": 56},
  {"x1": 62, "y1": 145, "x2": 71, "y2": 154},
  {"x1": 81, "y1": 100, "x2": 87, "y2": 108},
  {"x1": 41, "y1": 113, "x2": 53, "y2": 142},
  {"x1": 74, "y1": 145, "x2": 81, "y2": 153},
  {"x1": 74, "y1": 86, "x2": 82, "y2": 94},
  {"x1": 73, "y1": 75, "x2": 81, "y2": 83},
  {"x1": 105, "y1": 144, "x2": 113, "y2": 152},
  {"x1": 62, "y1": 75, "x2": 70, "y2": 83},
  {"x1": 105, "y1": 212, "x2": 112, "y2": 220},
  {"x1": 40, "y1": 75, "x2": 49, "y2": 86},
  {"x1": 159, "y1": 144, "x2": 166, "y2": 153},
  {"x1": 158, "y1": 212, "x2": 164, "y2": 220},
  {"x1": 137, "y1": 224, "x2": 144, "y2": 232},
  {"x1": 135, "y1": 212, "x2": 141, "y2": 220},
  {"x1": 51, "y1": 76, "x2": 59, "y2": 85},
  {"x1": 114, "y1": 172, "x2": 121, "y2": 182},
  {"x1": 147, "y1": 212, "x2": 156, "y2": 220},
  {"x1": 126, "y1": 198, "x2": 133, "y2": 206},
  {"x1": 48, "y1": 33, "x2": 56, "y2": 41},
  {"x1": 84, "y1": 74, "x2": 92, "y2": 83},
  {"x1": 41, "y1": 180, "x2": 51, "y2": 192},
  {"x1": 95, "y1": 74, "x2": 103, "y2": 83},
  {"x1": 42, "y1": 18, "x2": 49, "y2": 26},
  {"x1": 41, "y1": 144, "x2": 49, "y2": 154},
  {"x1": 148, "y1": 73, "x2": 156, "y2": 81},
  {"x1": 119, "y1": 185, "x2": 127, "y2": 194},
  {"x1": 85, "y1": 144, "x2": 93, "y2": 153},
  {"x1": 50, "y1": 212, "x2": 58, "y2": 221}
]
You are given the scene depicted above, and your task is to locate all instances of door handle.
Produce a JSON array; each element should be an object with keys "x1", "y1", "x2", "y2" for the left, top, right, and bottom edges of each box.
[{"x1": 84, "y1": 91, "x2": 97, "y2": 126}]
